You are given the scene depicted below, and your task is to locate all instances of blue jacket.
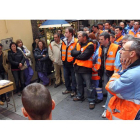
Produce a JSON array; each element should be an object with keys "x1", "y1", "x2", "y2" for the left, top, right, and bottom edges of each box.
[
  {"x1": 111, "y1": 59, "x2": 140, "y2": 100},
  {"x1": 114, "y1": 50, "x2": 122, "y2": 72}
]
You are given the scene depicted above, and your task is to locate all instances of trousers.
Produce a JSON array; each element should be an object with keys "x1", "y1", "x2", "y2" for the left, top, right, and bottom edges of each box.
[{"x1": 75, "y1": 73, "x2": 96, "y2": 103}]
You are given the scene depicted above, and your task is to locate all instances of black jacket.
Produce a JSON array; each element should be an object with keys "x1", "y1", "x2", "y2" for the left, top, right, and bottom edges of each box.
[
  {"x1": 8, "y1": 49, "x2": 25, "y2": 70},
  {"x1": 34, "y1": 47, "x2": 49, "y2": 72},
  {"x1": 71, "y1": 40, "x2": 94, "y2": 73}
]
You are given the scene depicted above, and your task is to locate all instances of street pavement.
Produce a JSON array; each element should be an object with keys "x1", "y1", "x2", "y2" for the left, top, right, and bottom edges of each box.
[{"x1": 0, "y1": 80, "x2": 107, "y2": 120}]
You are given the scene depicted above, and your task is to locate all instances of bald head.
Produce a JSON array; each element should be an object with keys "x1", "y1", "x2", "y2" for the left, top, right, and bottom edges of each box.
[{"x1": 120, "y1": 22, "x2": 125, "y2": 29}]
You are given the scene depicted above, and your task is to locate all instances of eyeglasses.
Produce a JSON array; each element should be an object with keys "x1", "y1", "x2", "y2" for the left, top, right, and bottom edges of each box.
[{"x1": 121, "y1": 47, "x2": 133, "y2": 51}]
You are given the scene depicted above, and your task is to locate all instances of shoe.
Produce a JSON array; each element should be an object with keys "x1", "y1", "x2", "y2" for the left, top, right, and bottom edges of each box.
[
  {"x1": 17, "y1": 92, "x2": 21, "y2": 96},
  {"x1": 102, "y1": 105, "x2": 105, "y2": 108},
  {"x1": 102, "y1": 110, "x2": 106, "y2": 118},
  {"x1": 0, "y1": 101, "x2": 4, "y2": 105},
  {"x1": 70, "y1": 91, "x2": 76, "y2": 97},
  {"x1": 54, "y1": 84, "x2": 60, "y2": 88},
  {"x1": 89, "y1": 103, "x2": 95, "y2": 110},
  {"x1": 6, "y1": 97, "x2": 10, "y2": 102},
  {"x1": 73, "y1": 96, "x2": 84, "y2": 101},
  {"x1": 62, "y1": 90, "x2": 72, "y2": 94},
  {"x1": 95, "y1": 99, "x2": 103, "y2": 104}
]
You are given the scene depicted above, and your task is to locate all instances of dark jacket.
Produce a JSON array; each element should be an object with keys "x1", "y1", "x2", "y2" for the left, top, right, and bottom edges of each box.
[
  {"x1": 8, "y1": 49, "x2": 25, "y2": 70},
  {"x1": 34, "y1": 47, "x2": 49, "y2": 72},
  {"x1": 71, "y1": 40, "x2": 94, "y2": 73}
]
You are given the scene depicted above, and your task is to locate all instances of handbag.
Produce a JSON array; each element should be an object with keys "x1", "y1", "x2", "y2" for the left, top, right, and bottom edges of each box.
[{"x1": 20, "y1": 61, "x2": 28, "y2": 70}]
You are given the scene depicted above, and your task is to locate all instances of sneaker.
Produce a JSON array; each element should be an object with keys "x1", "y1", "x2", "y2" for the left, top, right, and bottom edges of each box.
[
  {"x1": 102, "y1": 105, "x2": 105, "y2": 108},
  {"x1": 73, "y1": 96, "x2": 84, "y2": 101},
  {"x1": 102, "y1": 110, "x2": 106, "y2": 118},
  {"x1": 89, "y1": 103, "x2": 95, "y2": 110},
  {"x1": 70, "y1": 91, "x2": 76, "y2": 97},
  {"x1": 0, "y1": 101, "x2": 4, "y2": 105},
  {"x1": 62, "y1": 90, "x2": 72, "y2": 94}
]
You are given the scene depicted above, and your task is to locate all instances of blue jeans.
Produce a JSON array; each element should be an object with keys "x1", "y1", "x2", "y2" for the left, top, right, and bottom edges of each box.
[
  {"x1": 63, "y1": 65, "x2": 76, "y2": 92},
  {"x1": 75, "y1": 73, "x2": 96, "y2": 103},
  {"x1": 105, "y1": 91, "x2": 113, "y2": 110},
  {"x1": 92, "y1": 80, "x2": 103, "y2": 100}
]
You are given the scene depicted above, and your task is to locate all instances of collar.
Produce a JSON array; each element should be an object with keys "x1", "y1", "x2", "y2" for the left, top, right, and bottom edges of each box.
[
  {"x1": 63, "y1": 36, "x2": 75, "y2": 46},
  {"x1": 131, "y1": 28, "x2": 140, "y2": 34},
  {"x1": 128, "y1": 58, "x2": 140, "y2": 69},
  {"x1": 54, "y1": 40, "x2": 62, "y2": 45}
]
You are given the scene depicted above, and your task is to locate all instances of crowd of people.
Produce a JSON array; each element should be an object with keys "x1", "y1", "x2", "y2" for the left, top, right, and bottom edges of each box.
[{"x1": 1, "y1": 20, "x2": 140, "y2": 120}]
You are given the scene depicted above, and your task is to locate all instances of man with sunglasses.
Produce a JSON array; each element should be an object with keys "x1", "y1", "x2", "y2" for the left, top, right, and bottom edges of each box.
[
  {"x1": 128, "y1": 21, "x2": 140, "y2": 37},
  {"x1": 106, "y1": 38, "x2": 140, "y2": 120}
]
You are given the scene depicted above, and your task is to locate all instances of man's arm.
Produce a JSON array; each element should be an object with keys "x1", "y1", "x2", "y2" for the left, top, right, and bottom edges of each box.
[{"x1": 75, "y1": 44, "x2": 94, "y2": 60}]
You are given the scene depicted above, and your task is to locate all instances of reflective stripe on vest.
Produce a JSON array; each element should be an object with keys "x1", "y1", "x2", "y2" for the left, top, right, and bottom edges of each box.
[
  {"x1": 106, "y1": 96, "x2": 140, "y2": 120},
  {"x1": 106, "y1": 73, "x2": 140, "y2": 120},
  {"x1": 74, "y1": 42, "x2": 94, "y2": 68},
  {"x1": 61, "y1": 38, "x2": 78, "y2": 62},
  {"x1": 98, "y1": 43, "x2": 119, "y2": 71}
]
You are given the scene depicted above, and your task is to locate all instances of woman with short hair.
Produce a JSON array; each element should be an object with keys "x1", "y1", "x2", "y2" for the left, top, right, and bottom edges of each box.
[{"x1": 8, "y1": 42, "x2": 25, "y2": 96}]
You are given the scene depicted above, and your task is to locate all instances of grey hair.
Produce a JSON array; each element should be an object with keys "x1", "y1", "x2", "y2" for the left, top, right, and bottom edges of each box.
[
  {"x1": 130, "y1": 38, "x2": 140, "y2": 58},
  {"x1": 122, "y1": 34, "x2": 135, "y2": 41},
  {"x1": 78, "y1": 31, "x2": 89, "y2": 39},
  {"x1": 83, "y1": 27, "x2": 89, "y2": 31}
]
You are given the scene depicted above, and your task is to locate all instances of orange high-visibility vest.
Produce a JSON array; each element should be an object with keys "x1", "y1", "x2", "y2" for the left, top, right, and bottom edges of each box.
[
  {"x1": 61, "y1": 38, "x2": 78, "y2": 62},
  {"x1": 99, "y1": 30, "x2": 103, "y2": 34},
  {"x1": 74, "y1": 42, "x2": 93, "y2": 68},
  {"x1": 115, "y1": 35, "x2": 123, "y2": 42},
  {"x1": 114, "y1": 65, "x2": 120, "y2": 73},
  {"x1": 97, "y1": 43, "x2": 119, "y2": 71},
  {"x1": 92, "y1": 64, "x2": 100, "y2": 80},
  {"x1": 128, "y1": 30, "x2": 139, "y2": 37},
  {"x1": 105, "y1": 73, "x2": 140, "y2": 120}
]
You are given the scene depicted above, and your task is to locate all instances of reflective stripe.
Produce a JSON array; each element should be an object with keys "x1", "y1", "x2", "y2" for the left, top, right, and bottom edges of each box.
[
  {"x1": 106, "y1": 57, "x2": 115, "y2": 61},
  {"x1": 62, "y1": 54, "x2": 65, "y2": 56},
  {"x1": 112, "y1": 116, "x2": 122, "y2": 120},
  {"x1": 68, "y1": 50, "x2": 71, "y2": 52},
  {"x1": 97, "y1": 91, "x2": 102, "y2": 94},
  {"x1": 116, "y1": 93, "x2": 124, "y2": 99},
  {"x1": 127, "y1": 99, "x2": 140, "y2": 105},
  {"x1": 62, "y1": 50, "x2": 66, "y2": 52},
  {"x1": 92, "y1": 67, "x2": 97, "y2": 72},
  {"x1": 96, "y1": 88, "x2": 102, "y2": 90},
  {"x1": 98, "y1": 56, "x2": 101, "y2": 59},
  {"x1": 109, "y1": 77, "x2": 117, "y2": 81},
  {"x1": 68, "y1": 55, "x2": 72, "y2": 57},
  {"x1": 97, "y1": 62, "x2": 101, "y2": 64},
  {"x1": 106, "y1": 63, "x2": 114, "y2": 66},
  {"x1": 107, "y1": 106, "x2": 112, "y2": 113},
  {"x1": 89, "y1": 58, "x2": 93, "y2": 61},
  {"x1": 92, "y1": 74, "x2": 98, "y2": 76}
]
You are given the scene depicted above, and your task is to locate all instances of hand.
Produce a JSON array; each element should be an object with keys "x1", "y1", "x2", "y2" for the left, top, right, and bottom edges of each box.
[
  {"x1": 120, "y1": 58, "x2": 131, "y2": 71},
  {"x1": 19, "y1": 63, "x2": 22, "y2": 68},
  {"x1": 43, "y1": 55, "x2": 46, "y2": 57}
]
